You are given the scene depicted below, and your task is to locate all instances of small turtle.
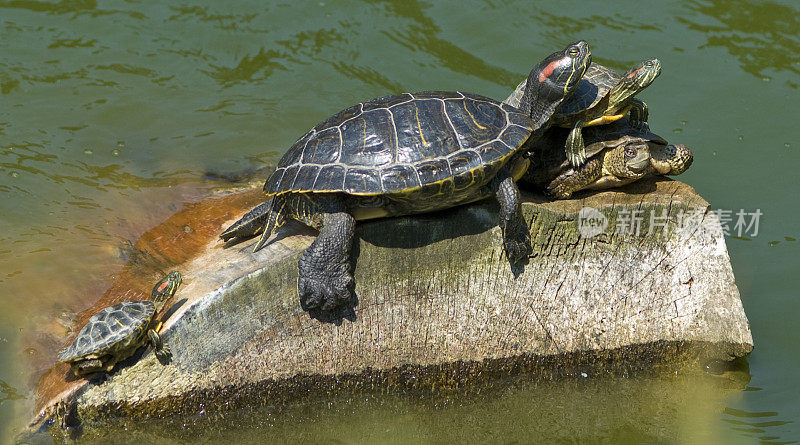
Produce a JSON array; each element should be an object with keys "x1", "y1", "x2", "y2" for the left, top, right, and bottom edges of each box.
[
  {"x1": 58, "y1": 271, "x2": 182, "y2": 376},
  {"x1": 221, "y1": 41, "x2": 591, "y2": 312},
  {"x1": 505, "y1": 58, "x2": 661, "y2": 167},
  {"x1": 522, "y1": 118, "x2": 693, "y2": 199}
]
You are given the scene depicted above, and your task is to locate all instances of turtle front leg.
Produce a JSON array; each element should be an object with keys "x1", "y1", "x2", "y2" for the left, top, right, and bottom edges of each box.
[
  {"x1": 148, "y1": 325, "x2": 171, "y2": 364},
  {"x1": 628, "y1": 98, "x2": 649, "y2": 126},
  {"x1": 297, "y1": 196, "x2": 356, "y2": 312},
  {"x1": 565, "y1": 120, "x2": 587, "y2": 167},
  {"x1": 546, "y1": 156, "x2": 604, "y2": 199},
  {"x1": 492, "y1": 168, "x2": 532, "y2": 263}
]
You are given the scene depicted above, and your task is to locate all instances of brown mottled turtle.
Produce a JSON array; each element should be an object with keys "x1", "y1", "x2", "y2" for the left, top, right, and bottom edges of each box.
[
  {"x1": 58, "y1": 271, "x2": 182, "y2": 376},
  {"x1": 505, "y1": 58, "x2": 661, "y2": 167},
  {"x1": 220, "y1": 41, "x2": 592, "y2": 313},
  {"x1": 521, "y1": 118, "x2": 693, "y2": 199}
]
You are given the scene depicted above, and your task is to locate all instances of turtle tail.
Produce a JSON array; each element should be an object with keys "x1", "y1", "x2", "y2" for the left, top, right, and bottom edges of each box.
[{"x1": 252, "y1": 196, "x2": 286, "y2": 252}]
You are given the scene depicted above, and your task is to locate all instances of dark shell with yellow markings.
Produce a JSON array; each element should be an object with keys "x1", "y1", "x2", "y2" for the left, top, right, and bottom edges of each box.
[
  {"x1": 58, "y1": 300, "x2": 155, "y2": 362},
  {"x1": 264, "y1": 91, "x2": 533, "y2": 200}
]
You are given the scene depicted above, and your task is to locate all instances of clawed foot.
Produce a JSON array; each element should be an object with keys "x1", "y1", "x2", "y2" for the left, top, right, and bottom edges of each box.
[
  {"x1": 154, "y1": 345, "x2": 172, "y2": 365},
  {"x1": 546, "y1": 181, "x2": 573, "y2": 200},
  {"x1": 567, "y1": 151, "x2": 587, "y2": 168},
  {"x1": 298, "y1": 258, "x2": 354, "y2": 312},
  {"x1": 503, "y1": 220, "x2": 532, "y2": 264}
]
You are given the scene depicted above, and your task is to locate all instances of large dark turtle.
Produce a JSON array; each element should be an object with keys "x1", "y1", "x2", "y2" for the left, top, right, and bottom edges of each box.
[
  {"x1": 221, "y1": 41, "x2": 591, "y2": 313},
  {"x1": 522, "y1": 118, "x2": 693, "y2": 199},
  {"x1": 58, "y1": 271, "x2": 182, "y2": 376},
  {"x1": 505, "y1": 58, "x2": 661, "y2": 167}
]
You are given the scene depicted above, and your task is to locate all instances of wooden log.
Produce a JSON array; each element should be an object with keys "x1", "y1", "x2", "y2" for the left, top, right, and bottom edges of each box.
[{"x1": 25, "y1": 178, "x2": 752, "y2": 435}]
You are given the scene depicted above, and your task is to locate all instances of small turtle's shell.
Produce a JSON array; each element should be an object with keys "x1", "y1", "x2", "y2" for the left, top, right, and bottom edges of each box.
[
  {"x1": 58, "y1": 301, "x2": 155, "y2": 362},
  {"x1": 557, "y1": 64, "x2": 620, "y2": 116},
  {"x1": 505, "y1": 64, "x2": 621, "y2": 118},
  {"x1": 264, "y1": 91, "x2": 533, "y2": 197}
]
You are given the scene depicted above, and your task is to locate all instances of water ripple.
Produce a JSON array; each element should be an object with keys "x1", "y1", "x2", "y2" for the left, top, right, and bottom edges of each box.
[
  {"x1": 678, "y1": 0, "x2": 800, "y2": 79},
  {"x1": 369, "y1": 0, "x2": 519, "y2": 87}
]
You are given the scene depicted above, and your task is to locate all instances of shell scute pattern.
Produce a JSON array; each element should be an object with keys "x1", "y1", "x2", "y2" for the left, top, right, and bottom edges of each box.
[
  {"x1": 314, "y1": 164, "x2": 346, "y2": 191},
  {"x1": 380, "y1": 164, "x2": 421, "y2": 192},
  {"x1": 59, "y1": 301, "x2": 154, "y2": 361},
  {"x1": 266, "y1": 92, "x2": 530, "y2": 197},
  {"x1": 392, "y1": 98, "x2": 460, "y2": 162},
  {"x1": 314, "y1": 102, "x2": 363, "y2": 132},
  {"x1": 362, "y1": 93, "x2": 413, "y2": 111},
  {"x1": 339, "y1": 108, "x2": 395, "y2": 167},
  {"x1": 300, "y1": 127, "x2": 340, "y2": 165},
  {"x1": 344, "y1": 167, "x2": 382, "y2": 194}
]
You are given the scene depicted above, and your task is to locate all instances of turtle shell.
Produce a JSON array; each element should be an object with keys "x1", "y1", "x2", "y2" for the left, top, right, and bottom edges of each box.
[
  {"x1": 58, "y1": 300, "x2": 155, "y2": 362},
  {"x1": 525, "y1": 117, "x2": 669, "y2": 184},
  {"x1": 264, "y1": 91, "x2": 534, "y2": 198},
  {"x1": 505, "y1": 63, "x2": 621, "y2": 117}
]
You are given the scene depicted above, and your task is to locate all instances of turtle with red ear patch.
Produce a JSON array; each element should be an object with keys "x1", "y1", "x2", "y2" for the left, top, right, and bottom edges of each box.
[
  {"x1": 220, "y1": 41, "x2": 591, "y2": 315},
  {"x1": 57, "y1": 271, "x2": 182, "y2": 376},
  {"x1": 506, "y1": 57, "x2": 662, "y2": 167}
]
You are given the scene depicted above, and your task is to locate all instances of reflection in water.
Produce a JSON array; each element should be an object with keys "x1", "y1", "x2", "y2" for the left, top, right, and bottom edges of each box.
[
  {"x1": 0, "y1": 379, "x2": 25, "y2": 405},
  {"x1": 35, "y1": 370, "x2": 753, "y2": 444},
  {"x1": 679, "y1": 0, "x2": 800, "y2": 80},
  {"x1": 368, "y1": 0, "x2": 520, "y2": 87},
  {"x1": 203, "y1": 48, "x2": 290, "y2": 86},
  {"x1": 722, "y1": 406, "x2": 796, "y2": 443}
]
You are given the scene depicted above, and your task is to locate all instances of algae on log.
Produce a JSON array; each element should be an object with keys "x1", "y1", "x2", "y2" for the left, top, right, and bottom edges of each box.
[{"x1": 29, "y1": 178, "x2": 752, "y2": 430}]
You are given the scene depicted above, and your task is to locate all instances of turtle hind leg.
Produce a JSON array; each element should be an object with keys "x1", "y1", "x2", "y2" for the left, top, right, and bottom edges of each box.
[
  {"x1": 296, "y1": 195, "x2": 356, "y2": 312},
  {"x1": 148, "y1": 329, "x2": 171, "y2": 365},
  {"x1": 565, "y1": 120, "x2": 588, "y2": 167},
  {"x1": 628, "y1": 98, "x2": 649, "y2": 127},
  {"x1": 492, "y1": 166, "x2": 532, "y2": 264},
  {"x1": 252, "y1": 195, "x2": 288, "y2": 252},
  {"x1": 220, "y1": 200, "x2": 273, "y2": 242},
  {"x1": 73, "y1": 359, "x2": 106, "y2": 376}
]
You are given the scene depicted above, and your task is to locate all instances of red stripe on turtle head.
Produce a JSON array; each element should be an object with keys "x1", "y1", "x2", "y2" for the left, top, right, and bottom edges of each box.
[
  {"x1": 157, "y1": 281, "x2": 169, "y2": 293},
  {"x1": 538, "y1": 57, "x2": 565, "y2": 83},
  {"x1": 626, "y1": 66, "x2": 645, "y2": 79}
]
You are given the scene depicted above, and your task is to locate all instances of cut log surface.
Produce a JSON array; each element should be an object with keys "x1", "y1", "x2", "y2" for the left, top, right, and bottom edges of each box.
[{"x1": 27, "y1": 178, "x2": 752, "y2": 431}]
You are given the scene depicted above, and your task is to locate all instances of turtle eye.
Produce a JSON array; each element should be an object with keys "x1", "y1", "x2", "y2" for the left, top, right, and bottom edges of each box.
[
  {"x1": 625, "y1": 146, "x2": 637, "y2": 158},
  {"x1": 568, "y1": 47, "x2": 580, "y2": 57},
  {"x1": 645, "y1": 60, "x2": 653, "y2": 67}
]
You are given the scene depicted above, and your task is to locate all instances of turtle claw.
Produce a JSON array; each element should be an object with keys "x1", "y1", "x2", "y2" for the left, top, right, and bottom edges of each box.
[
  {"x1": 504, "y1": 225, "x2": 533, "y2": 264},
  {"x1": 546, "y1": 181, "x2": 573, "y2": 200},
  {"x1": 298, "y1": 260, "x2": 354, "y2": 312},
  {"x1": 148, "y1": 329, "x2": 172, "y2": 365},
  {"x1": 567, "y1": 151, "x2": 587, "y2": 168},
  {"x1": 154, "y1": 344, "x2": 172, "y2": 365}
]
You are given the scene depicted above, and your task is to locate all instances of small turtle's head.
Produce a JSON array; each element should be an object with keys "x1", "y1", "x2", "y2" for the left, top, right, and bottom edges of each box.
[
  {"x1": 605, "y1": 137, "x2": 652, "y2": 178},
  {"x1": 522, "y1": 40, "x2": 591, "y2": 128},
  {"x1": 652, "y1": 143, "x2": 693, "y2": 175},
  {"x1": 150, "y1": 270, "x2": 182, "y2": 310},
  {"x1": 611, "y1": 58, "x2": 662, "y2": 104},
  {"x1": 626, "y1": 58, "x2": 661, "y2": 87}
]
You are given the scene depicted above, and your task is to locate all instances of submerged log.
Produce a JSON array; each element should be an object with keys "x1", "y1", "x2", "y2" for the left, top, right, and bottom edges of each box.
[{"x1": 26, "y1": 178, "x2": 752, "y2": 434}]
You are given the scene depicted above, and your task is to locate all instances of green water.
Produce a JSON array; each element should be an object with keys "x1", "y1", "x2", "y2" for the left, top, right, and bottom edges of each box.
[{"x1": 0, "y1": 0, "x2": 798, "y2": 442}]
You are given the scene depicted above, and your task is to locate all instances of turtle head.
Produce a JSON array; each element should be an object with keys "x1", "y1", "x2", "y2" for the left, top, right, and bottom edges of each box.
[
  {"x1": 150, "y1": 270, "x2": 182, "y2": 310},
  {"x1": 604, "y1": 137, "x2": 652, "y2": 178},
  {"x1": 609, "y1": 58, "x2": 662, "y2": 106},
  {"x1": 521, "y1": 40, "x2": 591, "y2": 130},
  {"x1": 652, "y1": 143, "x2": 693, "y2": 175}
]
